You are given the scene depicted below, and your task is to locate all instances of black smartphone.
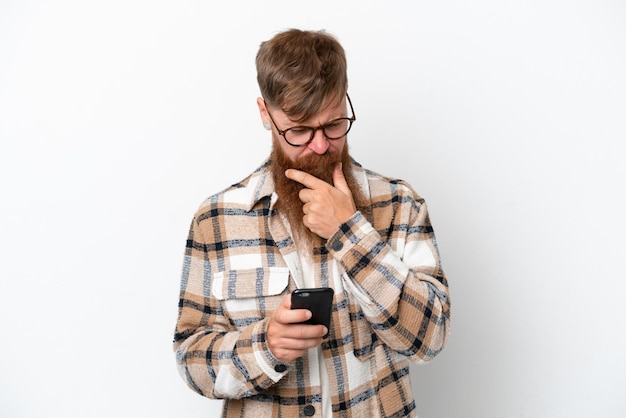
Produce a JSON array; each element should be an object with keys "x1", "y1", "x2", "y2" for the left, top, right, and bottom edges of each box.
[{"x1": 291, "y1": 287, "x2": 334, "y2": 336}]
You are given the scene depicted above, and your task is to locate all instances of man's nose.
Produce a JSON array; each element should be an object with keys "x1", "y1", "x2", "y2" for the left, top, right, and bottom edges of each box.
[{"x1": 307, "y1": 128, "x2": 330, "y2": 154}]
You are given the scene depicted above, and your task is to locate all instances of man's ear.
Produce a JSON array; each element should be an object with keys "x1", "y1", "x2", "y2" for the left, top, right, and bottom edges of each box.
[{"x1": 256, "y1": 97, "x2": 270, "y2": 129}]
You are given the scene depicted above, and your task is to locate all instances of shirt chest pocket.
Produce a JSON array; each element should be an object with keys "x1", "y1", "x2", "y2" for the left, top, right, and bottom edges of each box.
[{"x1": 211, "y1": 267, "x2": 291, "y2": 329}]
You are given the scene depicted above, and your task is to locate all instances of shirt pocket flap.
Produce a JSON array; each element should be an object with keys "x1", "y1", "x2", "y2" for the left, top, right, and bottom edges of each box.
[{"x1": 212, "y1": 267, "x2": 290, "y2": 300}]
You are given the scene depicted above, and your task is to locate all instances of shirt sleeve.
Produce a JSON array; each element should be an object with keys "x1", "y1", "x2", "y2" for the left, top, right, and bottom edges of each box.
[
  {"x1": 172, "y1": 217, "x2": 290, "y2": 399},
  {"x1": 326, "y1": 182, "x2": 450, "y2": 362}
]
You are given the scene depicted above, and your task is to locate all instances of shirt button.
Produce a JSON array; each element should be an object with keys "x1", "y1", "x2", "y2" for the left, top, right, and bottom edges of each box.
[
  {"x1": 274, "y1": 364, "x2": 287, "y2": 373},
  {"x1": 331, "y1": 240, "x2": 343, "y2": 251},
  {"x1": 303, "y1": 405, "x2": 315, "y2": 416}
]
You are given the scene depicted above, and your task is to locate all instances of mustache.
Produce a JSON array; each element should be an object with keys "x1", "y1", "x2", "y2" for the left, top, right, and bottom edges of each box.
[{"x1": 290, "y1": 152, "x2": 341, "y2": 184}]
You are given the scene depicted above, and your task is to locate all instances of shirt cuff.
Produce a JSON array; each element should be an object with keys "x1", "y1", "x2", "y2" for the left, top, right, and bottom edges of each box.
[
  {"x1": 326, "y1": 211, "x2": 375, "y2": 258},
  {"x1": 252, "y1": 319, "x2": 291, "y2": 382}
]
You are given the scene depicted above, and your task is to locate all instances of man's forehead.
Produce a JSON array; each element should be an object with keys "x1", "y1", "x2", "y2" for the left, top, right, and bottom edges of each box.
[{"x1": 280, "y1": 97, "x2": 346, "y2": 125}]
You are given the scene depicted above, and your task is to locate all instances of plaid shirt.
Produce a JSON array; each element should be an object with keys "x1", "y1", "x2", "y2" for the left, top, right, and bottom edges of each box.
[{"x1": 173, "y1": 159, "x2": 450, "y2": 418}]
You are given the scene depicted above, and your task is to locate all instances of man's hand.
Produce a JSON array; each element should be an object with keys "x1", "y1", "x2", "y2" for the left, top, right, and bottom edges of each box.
[
  {"x1": 267, "y1": 294, "x2": 328, "y2": 363},
  {"x1": 285, "y1": 163, "x2": 357, "y2": 239}
]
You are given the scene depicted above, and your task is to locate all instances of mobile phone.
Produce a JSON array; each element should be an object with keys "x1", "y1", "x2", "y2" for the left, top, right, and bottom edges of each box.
[{"x1": 291, "y1": 287, "x2": 334, "y2": 336}]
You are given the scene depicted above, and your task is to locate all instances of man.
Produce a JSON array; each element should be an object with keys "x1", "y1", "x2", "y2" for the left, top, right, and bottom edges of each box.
[{"x1": 173, "y1": 29, "x2": 450, "y2": 417}]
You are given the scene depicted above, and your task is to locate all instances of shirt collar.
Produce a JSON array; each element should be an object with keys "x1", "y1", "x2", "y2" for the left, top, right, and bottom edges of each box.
[{"x1": 243, "y1": 158, "x2": 275, "y2": 211}]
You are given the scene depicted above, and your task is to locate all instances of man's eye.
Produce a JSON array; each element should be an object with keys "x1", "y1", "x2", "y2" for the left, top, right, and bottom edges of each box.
[{"x1": 289, "y1": 128, "x2": 309, "y2": 136}]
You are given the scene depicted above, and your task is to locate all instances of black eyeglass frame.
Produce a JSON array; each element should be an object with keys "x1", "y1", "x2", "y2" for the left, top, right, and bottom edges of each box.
[{"x1": 264, "y1": 93, "x2": 356, "y2": 147}]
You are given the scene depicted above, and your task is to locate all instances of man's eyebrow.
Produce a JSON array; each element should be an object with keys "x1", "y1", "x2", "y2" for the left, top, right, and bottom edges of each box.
[{"x1": 289, "y1": 111, "x2": 347, "y2": 127}]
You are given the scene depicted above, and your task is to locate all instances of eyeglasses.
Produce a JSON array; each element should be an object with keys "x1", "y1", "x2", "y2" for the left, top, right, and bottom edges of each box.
[{"x1": 264, "y1": 93, "x2": 356, "y2": 147}]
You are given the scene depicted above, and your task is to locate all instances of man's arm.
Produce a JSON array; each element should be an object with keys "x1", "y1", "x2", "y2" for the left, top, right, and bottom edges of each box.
[
  {"x1": 285, "y1": 167, "x2": 450, "y2": 361},
  {"x1": 173, "y1": 218, "x2": 285, "y2": 399},
  {"x1": 173, "y1": 216, "x2": 327, "y2": 399},
  {"x1": 328, "y1": 194, "x2": 450, "y2": 362}
]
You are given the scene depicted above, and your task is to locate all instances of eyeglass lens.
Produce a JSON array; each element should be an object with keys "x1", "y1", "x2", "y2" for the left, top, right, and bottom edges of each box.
[{"x1": 284, "y1": 119, "x2": 352, "y2": 145}]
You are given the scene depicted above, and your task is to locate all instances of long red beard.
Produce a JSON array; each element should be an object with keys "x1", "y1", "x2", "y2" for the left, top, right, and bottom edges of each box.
[{"x1": 270, "y1": 139, "x2": 364, "y2": 253}]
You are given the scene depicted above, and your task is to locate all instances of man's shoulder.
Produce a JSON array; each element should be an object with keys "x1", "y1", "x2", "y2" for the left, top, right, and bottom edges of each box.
[
  {"x1": 194, "y1": 161, "x2": 271, "y2": 217},
  {"x1": 358, "y1": 163, "x2": 422, "y2": 202}
]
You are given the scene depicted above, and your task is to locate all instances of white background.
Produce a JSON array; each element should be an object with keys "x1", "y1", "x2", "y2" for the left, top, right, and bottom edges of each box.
[{"x1": 1, "y1": 1, "x2": 625, "y2": 417}]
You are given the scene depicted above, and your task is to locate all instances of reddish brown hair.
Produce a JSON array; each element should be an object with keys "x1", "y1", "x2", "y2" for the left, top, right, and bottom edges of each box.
[{"x1": 256, "y1": 29, "x2": 348, "y2": 122}]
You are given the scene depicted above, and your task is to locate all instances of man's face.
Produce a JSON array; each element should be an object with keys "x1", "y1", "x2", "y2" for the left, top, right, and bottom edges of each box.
[
  {"x1": 260, "y1": 96, "x2": 353, "y2": 250},
  {"x1": 258, "y1": 97, "x2": 348, "y2": 165}
]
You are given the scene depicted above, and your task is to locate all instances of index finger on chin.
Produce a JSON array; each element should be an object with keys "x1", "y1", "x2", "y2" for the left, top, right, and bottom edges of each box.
[{"x1": 285, "y1": 169, "x2": 321, "y2": 189}]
